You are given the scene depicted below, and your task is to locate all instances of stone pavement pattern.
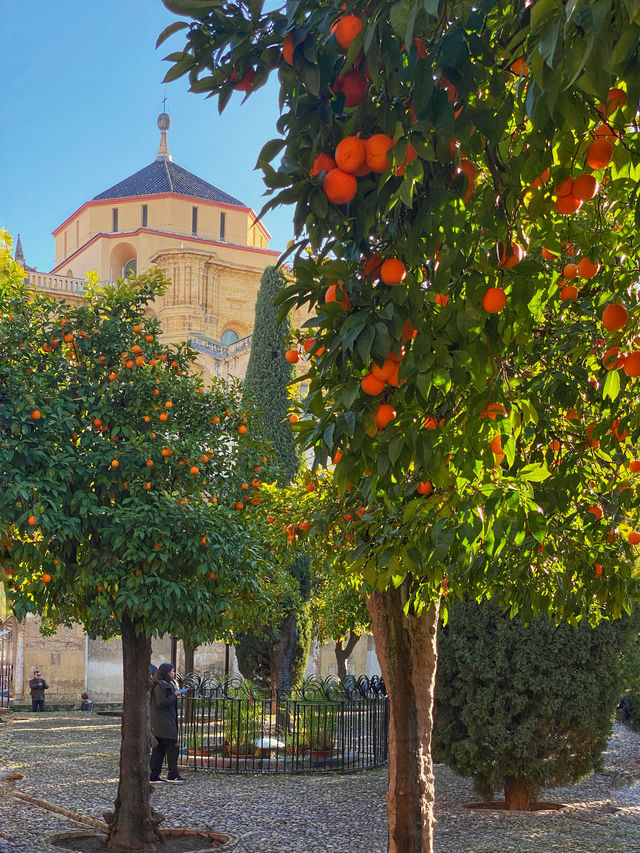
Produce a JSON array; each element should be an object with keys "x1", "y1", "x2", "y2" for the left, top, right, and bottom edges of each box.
[{"x1": 0, "y1": 713, "x2": 639, "y2": 852}]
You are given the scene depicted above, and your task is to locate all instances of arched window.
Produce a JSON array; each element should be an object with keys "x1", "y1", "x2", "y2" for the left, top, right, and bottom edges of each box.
[
  {"x1": 123, "y1": 259, "x2": 137, "y2": 278},
  {"x1": 221, "y1": 329, "x2": 239, "y2": 346}
]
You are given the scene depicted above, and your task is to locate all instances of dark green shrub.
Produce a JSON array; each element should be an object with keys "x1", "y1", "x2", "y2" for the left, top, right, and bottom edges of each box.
[{"x1": 433, "y1": 599, "x2": 639, "y2": 809}]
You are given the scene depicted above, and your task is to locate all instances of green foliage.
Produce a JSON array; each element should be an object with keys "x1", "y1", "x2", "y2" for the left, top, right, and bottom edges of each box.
[
  {"x1": 0, "y1": 230, "x2": 286, "y2": 644},
  {"x1": 244, "y1": 266, "x2": 299, "y2": 485},
  {"x1": 433, "y1": 598, "x2": 640, "y2": 802},
  {"x1": 162, "y1": 0, "x2": 640, "y2": 625},
  {"x1": 236, "y1": 554, "x2": 313, "y2": 688}
]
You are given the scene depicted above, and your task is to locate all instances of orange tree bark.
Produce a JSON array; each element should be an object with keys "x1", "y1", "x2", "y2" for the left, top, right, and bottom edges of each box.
[
  {"x1": 105, "y1": 614, "x2": 162, "y2": 851},
  {"x1": 367, "y1": 585, "x2": 440, "y2": 853}
]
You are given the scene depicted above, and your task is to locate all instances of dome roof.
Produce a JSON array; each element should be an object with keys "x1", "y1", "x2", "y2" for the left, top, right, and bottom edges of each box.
[{"x1": 93, "y1": 159, "x2": 245, "y2": 207}]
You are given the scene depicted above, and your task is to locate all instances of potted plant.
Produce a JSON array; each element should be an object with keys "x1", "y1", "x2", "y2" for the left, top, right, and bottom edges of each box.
[{"x1": 222, "y1": 697, "x2": 262, "y2": 757}]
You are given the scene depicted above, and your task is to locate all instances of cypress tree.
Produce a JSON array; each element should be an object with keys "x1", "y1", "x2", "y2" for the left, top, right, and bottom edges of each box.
[
  {"x1": 237, "y1": 268, "x2": 312, "y2": 689},
  {"x1": 244, "y1": 266, "x2": 299, "y2": 484}
]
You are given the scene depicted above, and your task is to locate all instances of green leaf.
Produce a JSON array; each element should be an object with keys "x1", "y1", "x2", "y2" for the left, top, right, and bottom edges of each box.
[
  {"x1": 156, "y1": 20, "x2": 190, "y2": 49},
  {"x1": 602, "y1": 368, "x2": 620, "y2": 402},
  {"x1": 519, "y1": 463, "x2": 552, "y2": 482}
]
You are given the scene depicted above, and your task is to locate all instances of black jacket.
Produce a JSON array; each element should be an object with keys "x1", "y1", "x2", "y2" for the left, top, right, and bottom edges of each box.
[
  {"x1": 150, "y1": 678, "x2": 178, "y2": 739},
  {"x1": 29, "y1": 678, "x2": 48, "y2": 701}
]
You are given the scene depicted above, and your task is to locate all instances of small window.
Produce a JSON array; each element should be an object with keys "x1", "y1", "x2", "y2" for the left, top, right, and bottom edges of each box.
[
  {"x1": 192, "y1": 206, "x2": 198, "y2": 235},
  {"x1": 142, "y1": 204, "x2": 148, "y2": 227},
  {"x1": 221, "y1": 329, "x2": 239, "y2": 346},
  {"x1": 112, "y1": 208, "x2": 118, "y2": 232},
  {"x1": 220, "y1": 212, "x2": 226, "y2": 241}
]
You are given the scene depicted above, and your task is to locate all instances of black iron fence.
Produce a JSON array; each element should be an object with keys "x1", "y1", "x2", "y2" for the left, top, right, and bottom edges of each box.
[
  {"x1": 177, "y1": 674, "x2": 388, "y2": 773},
  {"x1": 0, "y1": 622, "x2": 12, "y2": 709}
]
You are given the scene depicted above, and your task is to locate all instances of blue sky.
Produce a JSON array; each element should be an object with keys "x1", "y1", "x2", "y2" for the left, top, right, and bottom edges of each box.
[{"x1": 1, "y1": 0, "x2": 292, "y2": 272}]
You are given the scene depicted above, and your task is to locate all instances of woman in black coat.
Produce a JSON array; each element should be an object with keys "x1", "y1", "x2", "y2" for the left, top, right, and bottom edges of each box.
[{"x1": 149, "y1": 662, "x2": 186, "y2": 782}]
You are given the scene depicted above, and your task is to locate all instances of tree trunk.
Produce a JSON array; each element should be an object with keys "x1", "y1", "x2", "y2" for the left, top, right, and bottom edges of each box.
[
  {"x1": 367, "y1": 586, "x2": 440, "y2": 853},
  {"x1": 268, "y1": 611, "x2": 298, "y2": 694},
  {"x1": 335, "y1": 631, "x2": 360, "y2": 681},
  {"x1": 504, "y1": 777, "x2": 532, "y2": 810},
  {"x1": 183, "y1": 641, "x2": 196, "y2": 676},
  {"x1": 105, "y1": 614, "x2": 163, "y2": 851}
]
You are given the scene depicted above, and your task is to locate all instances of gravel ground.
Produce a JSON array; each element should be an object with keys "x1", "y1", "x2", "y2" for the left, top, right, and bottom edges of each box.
[{"x1": 0, "y1": 712, "x2": 639, "y2": 852}]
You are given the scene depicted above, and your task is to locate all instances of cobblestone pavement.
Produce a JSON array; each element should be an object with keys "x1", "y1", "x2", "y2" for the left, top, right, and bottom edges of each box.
[{"x1": 0, "y1": 713, "x2": 639, "y2": 852}]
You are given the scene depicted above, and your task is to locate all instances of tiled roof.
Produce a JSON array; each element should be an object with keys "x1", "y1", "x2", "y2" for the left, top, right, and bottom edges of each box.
[{"x1": 93, "y1": 159, "x2": 245, "y2": 206}]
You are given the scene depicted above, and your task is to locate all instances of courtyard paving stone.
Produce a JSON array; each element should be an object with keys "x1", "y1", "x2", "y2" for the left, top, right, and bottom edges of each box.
[{"x1": 0, "y1": 713, "x2": 638, "y2": 852}]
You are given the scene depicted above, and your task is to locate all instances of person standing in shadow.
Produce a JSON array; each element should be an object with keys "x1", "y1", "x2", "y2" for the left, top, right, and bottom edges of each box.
[{"x1": 149, "y1": 662, "x2": 187, "y2": 783}]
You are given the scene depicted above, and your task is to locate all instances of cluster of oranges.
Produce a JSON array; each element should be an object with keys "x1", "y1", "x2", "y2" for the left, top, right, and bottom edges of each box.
[{"x1": 311, "y1": 133, "x2": 412, "y2": 205}]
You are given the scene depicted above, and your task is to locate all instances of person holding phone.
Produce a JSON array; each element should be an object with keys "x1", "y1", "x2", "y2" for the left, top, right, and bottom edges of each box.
[
  {"x1": 149, "y1": 663, "x2": 187, "y2": 783},
  {"x1": 29, "y1": 670, "x2": 48, "y2": 712}
]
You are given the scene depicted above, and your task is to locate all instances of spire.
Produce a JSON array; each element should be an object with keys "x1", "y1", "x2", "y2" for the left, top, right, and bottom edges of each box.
[
  {"x1": 15, "y1": 234, "x2": 24, "y2": 264},
  {"x1": 156, "y1": 112, "x2": 172, "y2": 162}
]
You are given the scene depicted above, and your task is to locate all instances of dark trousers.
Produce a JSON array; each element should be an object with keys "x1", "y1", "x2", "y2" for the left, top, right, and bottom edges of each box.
[
  {"x1": 31, "y1": 700, "x2": 44, "y2": 712},
  {"x1": 149, "y1": 736, "x2": 179, "y2": 779}
]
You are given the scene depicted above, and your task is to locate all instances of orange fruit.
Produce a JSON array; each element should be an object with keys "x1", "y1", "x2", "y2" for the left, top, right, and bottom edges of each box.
[
  {"x1": 594, "y1": 123, "x2": 617, "y2": 139},
  {"x1": 456, "y1": 158, "x2": 476, "y2": 201},
  {"x1": 542, "y1": 247, "x2": 558, "y2": 261},
  {"x1": 576, "y1": 257, "x2": 599, "y2": 278},
  {"x1": 310, "y1": 153, "x2": 336, "y2": 177},
  {"x1": 560, "y1": 284, "x2": 578, "y2": 302},
  {"x1": 623, "y1": 351, "x2": 640, "y2": 377},
  {"x1": 602, "y1": 303, "x2": 628, "y2": 331},
  {"x1": 371, "y1": 357, "x2": 397, "y2": 382},
  {"x1": 232, "y1": 67, "x2": 255, "y2": 91},
  {"x1": 594, "y1": 563, "x2": 603, "y2": 576},
  {"x1": 334, "y1": 14, "x2": 362, "y2": 50},
  {"x1": 28, "y1": 515, "x2": 37, "y2": 526},
  {"x1": 145, "y1": 334, "x2": 153, "y2": 342},
  {"x1": 530, "y1": 168, "x2": 550, "y2": 189},
  {"x1": 285, "y1": 349, "x2": 299, "y2": 363},
  {"x1": 586, "y1": 137, "x2": 613, "y2": 170},
  {"x1": 416, "y1": 481, "x2": 433, "y2": 495},
  {"x1": 159, "y1": 412, "x2": 168, "y2": 422},
  {"x1": 109, "y1": 372, "x2": 117, "y2": 381},
  {"x1": 30, "y1": 409, "x2": 41, "y2": 420},
  {"x1": 190, "y1": 466, "x2": 199, "y2": 475},
  {"x1": 111, "y1": 459, "x2": 119, "y2": 468},
  {"x1": 161, "y1": 448, "x2": 173, "y2": 457},
  {"x1": 563, "y1": 263, "x2": 578, "y2": 279},
  {"x1": 333, "y1": 449, "x2": 343, "y2": 464},
  {"x1": 438, "y1": 76, "x2": 457, "y2": 102},
  {"x1": 289, "y1": 414, "x2": 299, "y2": 423},
  {"x1": 238, "y1": 425, "x2": 247, "y2": 434},
  {"x1": 335, "y1": 136, "x2": 366, "y2": 173},
  {"x1": 361, "y1": 372, "x2": 386, "y2": 395},
  {"x1": 496, "y1": 242, "x2": 524, "y2": 270},
  {"x1": 333, "y1": 69, "x2": 368, "y2": 107},
  {"x1": 490, "y1": 435, "x2": 503, "y2": 455},
  {"x1": 482, "y1": 287, "x2": 507, "y2": 313},
  {"x1": 602, "y1": 347, "x2": 624, "y2": 370},
  {"x1": 394, "y1": 141, "x2": 418, "y2": 176},
  {"x1": 325, "y1": 281, "x2": 351, "y2": 308},
  {"x1": 588, "y1": 505, "x2": 603, "y2": 520},
  {"x1": 165, "y1": 401, "x2": 173, "y2": 409},
  {"x1": 435, "y1": 293, "x2": 449, "y2": 307},
  {"x1": 509, "y1": 57, "x2": 529, "y2": 76},
  {"x1": 146, "y1": 459, "x2": 154, "y2": 467},
  {"x1": 363, "y1": 253, "x2": 383, "y2": 281},
  {"x1": 572, "y1": 174, "x2": 598, "y2": 201},
  {"x1": 380, "y1": 258, "x2": 407, "y2": 285},
  {"x1": 364, "y1": 134, "x2": 394, "y2": 173},
  {"x1": 555, "y1": 195, "x2": 582, "y2": 215},
  {"x1": 323, "y1": 168, "x2": 357, "y2": 204},
  {"x1": 555, "y1": 177, "x2": 574, "y2": 197},
  {"x1": 41, "y1": 573, "x2": 51, "y2": 584},
  {"x1": 628, "y1": 531, "x2": 640, "y2": 545},
  {"x1": 375, "y1": 403, "x2": 396, "y2": 430},
  {"x1": 599, "y1": 87, "x2": 626, "y2": 115},
  {"x1": 282, "y1": 33, "x2": 295, "y2": 65}
]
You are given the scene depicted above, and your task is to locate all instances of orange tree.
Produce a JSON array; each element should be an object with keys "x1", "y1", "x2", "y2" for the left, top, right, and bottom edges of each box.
[
  {"x1": 0, "y1": 235, "x2": 285, "y2": 851},
  {"x1": 163, "y1": 2, "x2": 640, "y2": 850},
  {"x1": 258, "y1": 469, "x2": 370, "y2": 679}
]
